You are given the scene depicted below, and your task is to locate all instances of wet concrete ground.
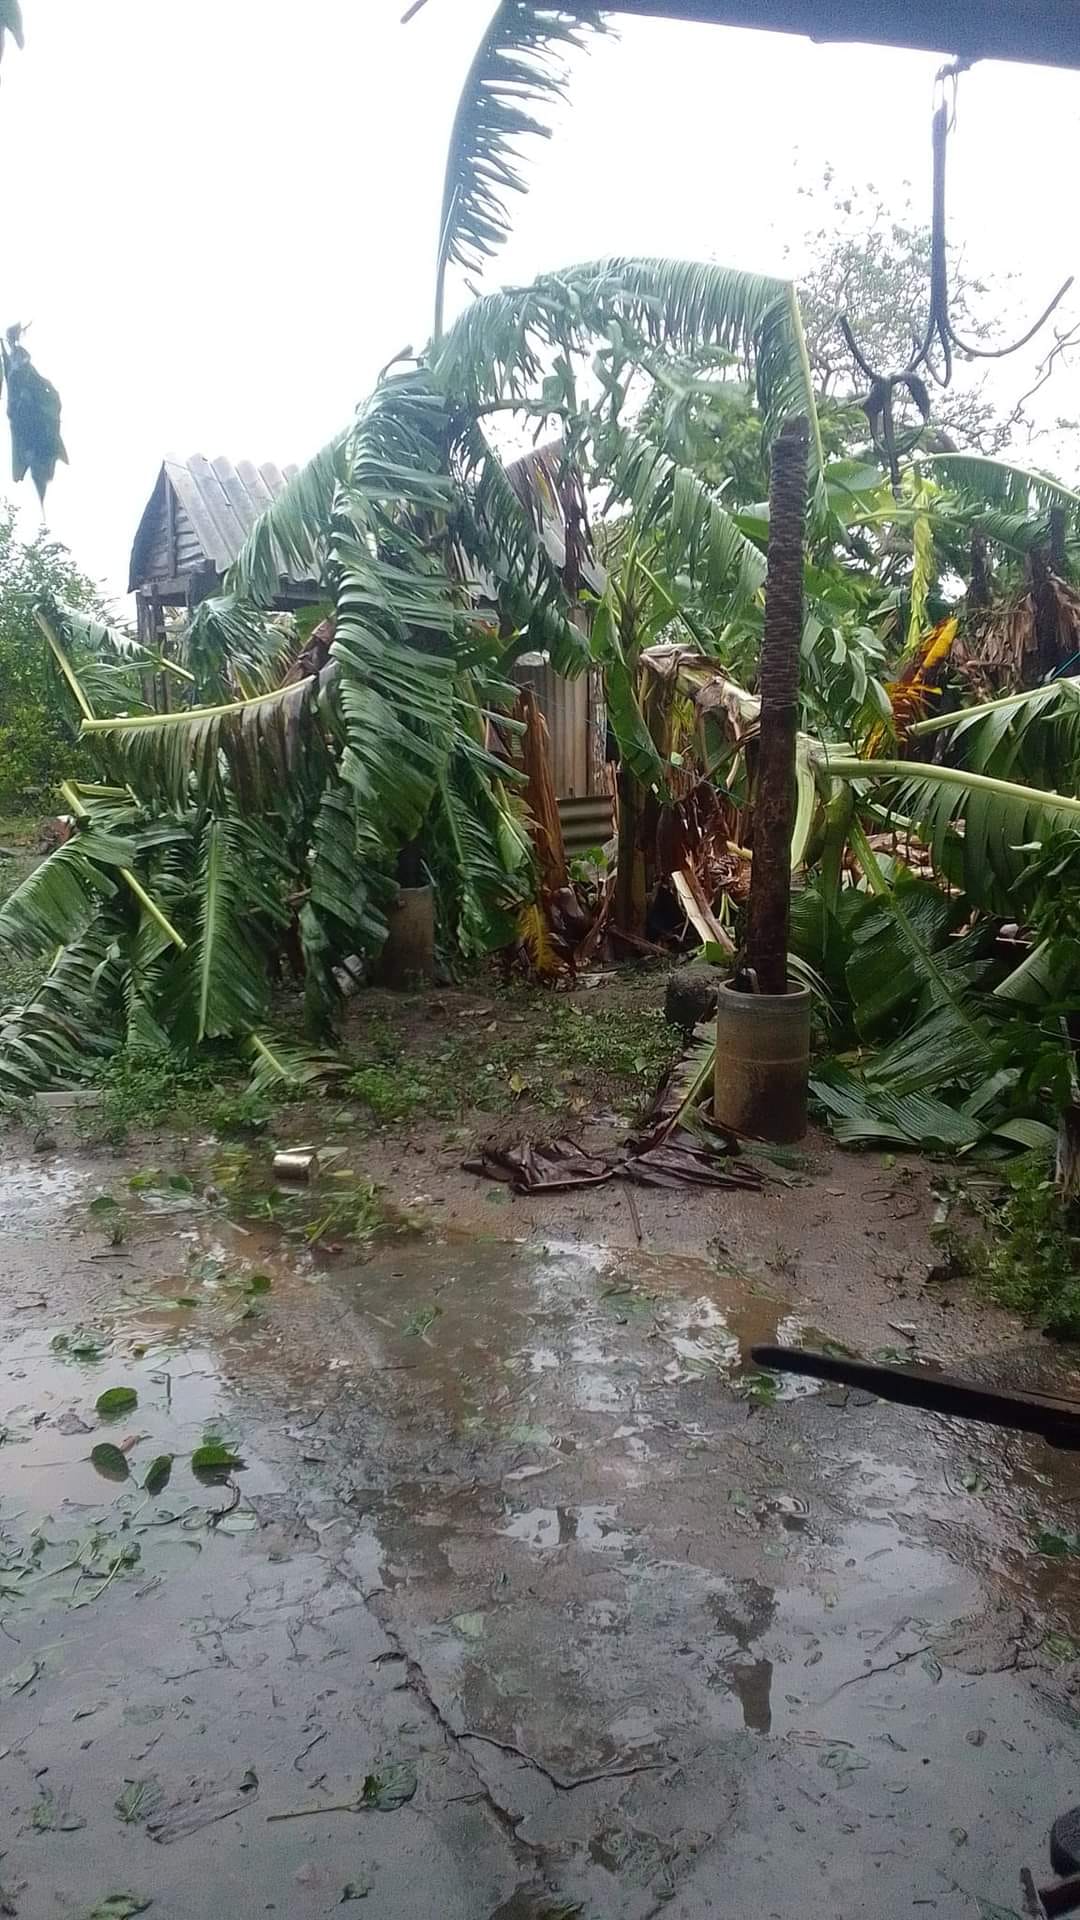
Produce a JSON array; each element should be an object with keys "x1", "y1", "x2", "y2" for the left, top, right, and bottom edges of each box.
[{"x1": 4, "y1": 1143, "x2": 1080, "y2": 1918}]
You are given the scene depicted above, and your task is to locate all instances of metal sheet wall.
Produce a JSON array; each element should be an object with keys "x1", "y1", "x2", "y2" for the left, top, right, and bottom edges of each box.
[{"x1": 512, "y1": 661, "x2": 606, "y2": 799}]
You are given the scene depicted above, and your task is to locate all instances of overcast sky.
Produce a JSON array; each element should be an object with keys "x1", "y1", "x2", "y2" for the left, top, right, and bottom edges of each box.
[{"x1": 2, "y1": 1, "x2": 1079, "y2": 604}]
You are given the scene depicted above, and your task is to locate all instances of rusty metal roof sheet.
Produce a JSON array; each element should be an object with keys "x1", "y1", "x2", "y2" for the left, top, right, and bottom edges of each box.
[{"x1": 128, "y1": 454, "x2": 309, "y2": 593}]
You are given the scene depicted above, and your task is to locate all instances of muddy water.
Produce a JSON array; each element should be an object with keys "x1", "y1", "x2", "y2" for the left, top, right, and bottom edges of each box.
[{"x1": 4, "y1": 1156, "x2": 1080, "y2": 1916}]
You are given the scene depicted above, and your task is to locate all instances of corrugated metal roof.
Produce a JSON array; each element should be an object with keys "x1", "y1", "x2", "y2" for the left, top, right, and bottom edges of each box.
[{"x1": 128, "y1": 454, "x2": 309, "y2": 593}]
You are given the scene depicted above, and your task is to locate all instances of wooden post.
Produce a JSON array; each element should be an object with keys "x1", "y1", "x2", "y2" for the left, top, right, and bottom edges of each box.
[{"x1": 743, "y1": 417, "x2": 809, "y2": 995}]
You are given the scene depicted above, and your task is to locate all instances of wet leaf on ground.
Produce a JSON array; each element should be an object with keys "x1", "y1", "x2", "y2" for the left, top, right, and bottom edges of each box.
[
  {"x1": 217, "y1": 1508, "x2": 258, "y2": 1533},
  {"x1": 142, "y1": 1455, "x2": 173, "y2": 1495},
  {"x1": 52, "y1": 1329, "x2": 107, "y2": 1361},
  {"x1": 90, "y1": 1443, "x2": 131, "y2": 1482},
  {"x1": 341, "y1": 1879, "x2": 373, "y2": 1902},
  {"x1": 402, "y1": 1304, "x2": 440, "y2": 1337},
  {"x1": 508, "y1": 1423, "x2": 552, "y2": 1448},
  {"x1": 88, "y1": 1195, "x2": 120, "y2": 1216},
  {"x1": 115, "y1": 1776, "x2": 164, "y2": 1824},
  {"x1": 739, "y1": 1372, "x2": 779, "y2": 1405},
  {"x1": 599, "y1": 1285, "x2": 657, "y2": 1319},
  {"x1": 960, "y1": 1467, "x2": 988, "y2": 1494},
  {"x1": 450, "y1": 1612, "x2": 485, "y2": 1640},
  {"x1": 96, "y1": 1387, "x2": 138, "y2": 1420},
  {"x1": 147, "y1": 1766, "x2": 257, "y2": 1843},
  {"x1": 4, "y1": 1656, "x2": 42, "y2": 1695},
  {"x1": 123, "y1": 1704, "x2": 165, "y2": 1727},
  {"x1": 128, "y1": 1170, "x2": 164, "y2": 1192},
  {"x1": 191, "y1": 1443, "x2": 245, "y2": 1478},
  {"x1": 488, "y1": 1895, "x2": 583, "y2": 1920},
  {"x1": 31, "y1": 1785, "x2": 86, "y2": 1831},
  {"x1": 1034, "y1": 1531, "x2": 1080, "y2": 1557},
  {"x1": 85, "y1": 1897, "x2": 152, "y2": 1919},
  {"x1": 360, "y1": 1763, "x2": 417, "y2": 1811},
  {"x1": 57, "y1": 1410, "x2": 93, "y2": 1435},
  {"x1": 245, "y1": 1272, "x2": 272, "y2": 1295},
  {"x1": 818, "y1": 1746, "x2": 869, "y2": 1788}
]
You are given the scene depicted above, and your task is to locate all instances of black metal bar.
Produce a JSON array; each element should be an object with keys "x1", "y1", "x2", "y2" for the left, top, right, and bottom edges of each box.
[
  {"x1": 751, "y1": 1345, "x2": 1080, "y2": 1450},
  {"x1": 607, "y1": 3, "x2": 1080, "y2": 73}
]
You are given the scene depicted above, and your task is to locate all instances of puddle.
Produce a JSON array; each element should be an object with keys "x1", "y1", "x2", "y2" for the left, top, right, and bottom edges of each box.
[
  {"x1": 501, "y1": 1502, "x2": 639, "y2": 1554},
  {"x1": 0, "y1": 1156, "x2": 91, "y2": 1223}
]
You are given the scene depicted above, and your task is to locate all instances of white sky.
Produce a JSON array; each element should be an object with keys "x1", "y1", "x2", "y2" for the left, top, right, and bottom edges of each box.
[{"x1": 2, "y1": 0, "x2": 1079, "y2": 603}]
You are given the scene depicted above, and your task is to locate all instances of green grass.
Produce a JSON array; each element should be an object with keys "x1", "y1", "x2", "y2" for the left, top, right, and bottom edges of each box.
[
  {"x1": 340, "y1": 998, "x2": 683, "y2": 1133},
  {"x1": 546, "y1": 1003, "x2": 682, "y2": 1086}
]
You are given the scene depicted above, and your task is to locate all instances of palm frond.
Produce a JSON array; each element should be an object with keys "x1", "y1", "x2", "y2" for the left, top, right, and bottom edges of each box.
[
  {"x1": 177, "y1": 817, "x2": 288, "y2": 1043},
  {"x1": 434, "y1": 2, "x2": 606, "y2": 335},
  {"x1": 832, "y1": 755, "x2": 1080, "y2": 911},
  {"x1": 911, "y1": 677, "x2": 1080, "y2": 791},
  {"x1": 300, "y1": 783, "x2": 398, "y2": 1030},
  {"x1": 225, "y1": 432, "x2": 351, "y2": 606},
  {"x1": 430, "y1": 744, "x2": 533, "y2": 957},
  {"x1": 2, "y1": 326, "x2": 66, "y2": 503},
  {"x1": 0, "y1": 827, "x2": 134, "y2": 960},
  {"x1": 0, "y1": 3, "x2": 25, "y2": 57},
  {"x1": 434, "y1": 257, "x2": 822, "y2": 470},
  {"x1": 920, "y1": 453, "x2": 1080, "y2": 521},
  {"x1": 330, "y1": 373, "x2": 461, "y2": 843},
  {"x1": 452, "y1": 419, "x2": 592, "y2": 670},
  {"x1": 80, "y1": 678, "x2": 322, "y2": 810},
  {"x1": 183, "y1": 594, "x2": 301, "y2": 701},
  {"x1": 0, "y1": 927, "x2": 124, "y2": 1095},
  {"x1": 247, "y1": 1034, "x2": 347, "y2": 1094},
  {"x1": 603, "y1": 426, "x2": 766, "y2": 607}
]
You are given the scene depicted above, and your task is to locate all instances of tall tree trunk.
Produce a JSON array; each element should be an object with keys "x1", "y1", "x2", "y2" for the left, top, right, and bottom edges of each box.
[
  {"x1": 743, "y1": 417, "x2": 809, "y2": 995},
  {"x1": 614, "y1": 762, "x2": 647, "y2": 939},
  {"x1": 967, "y1": 533, "x2": 991, "y2": 611},
  {"x1": 1028, "y1": 543, "x2": 1064, "y2": 684},
  {"x1": 1050, "y1": 505, "x2": 1068, "y2": 578}
]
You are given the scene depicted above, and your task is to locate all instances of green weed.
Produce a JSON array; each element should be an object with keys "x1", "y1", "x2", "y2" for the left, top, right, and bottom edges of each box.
[
  {"x1": 968, "y1": 1157, "x2": 1080, "y2": 1338},
  {"x1": 546, "y1": 1003, "x2": 681, "y2": 1086},
  {"x1": 345, "y1": 1063, "x2": 435, "y2": 1124},
  {"x1": 207, "y1": 1089, "x2": 272, "y2": 1136}
]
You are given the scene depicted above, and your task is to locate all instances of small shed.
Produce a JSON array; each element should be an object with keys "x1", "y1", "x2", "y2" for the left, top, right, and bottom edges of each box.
[{"x1": 128, "y1": 454, "x2": 316, "y2": 643}]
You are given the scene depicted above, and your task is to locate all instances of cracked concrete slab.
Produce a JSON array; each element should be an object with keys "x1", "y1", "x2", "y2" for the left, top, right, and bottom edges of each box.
[{"x1": 3, "y1": 1144, "x2": 1080, "y2": 1918}]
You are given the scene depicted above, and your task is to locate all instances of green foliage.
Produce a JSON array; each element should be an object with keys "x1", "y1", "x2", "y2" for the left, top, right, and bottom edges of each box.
[
  {"x1": 89, "y1": 1052, "x2": 225, "y2": 1144},
  {"x1": 0, "y1": 506, "x2": 102, "y2": 809},
  {"x1": 206, "y1": 1088, "x2": 272, "y2": 1136},
  {"x1": 434, "y1": 0, "x2": 606, "y2": 332},
  {"x1": 2, "y1": 327, "x2": 67, "y2": 502},
  {"x1": 345, "y1": 1062, "x2": 434, "y2": 1125},
  {"x1": 549, "y1": 1002, "x2": 682, "y2": 1085},
  {"x1": 967, "y1": 1157, "x2": 1080, "y2": 1337}
]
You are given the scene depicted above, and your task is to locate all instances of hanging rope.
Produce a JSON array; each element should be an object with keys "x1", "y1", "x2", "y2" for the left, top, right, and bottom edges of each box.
[{"x1": 842, "y1": 60, "x2": 1074, "y2": 484}]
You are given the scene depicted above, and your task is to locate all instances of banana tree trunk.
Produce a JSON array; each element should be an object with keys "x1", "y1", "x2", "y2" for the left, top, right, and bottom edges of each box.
[
  {"x1": 614, "y1": 762, "x2": 648, "y2": 939},
  {"x1": 743, "y1": 417, "x2": 809, "y2": 994}
]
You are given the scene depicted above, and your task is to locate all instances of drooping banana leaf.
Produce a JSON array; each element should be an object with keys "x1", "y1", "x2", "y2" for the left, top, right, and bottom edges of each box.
[
  {"x1": 0, "y1": 828, "x2": 134, "y2": 960},
  {"x1": 0, "y1": 926, "x2": 125, "y2": 1094},
  {"x1": 433, "y1": 0, "x2": 606, "y2": 335},
  {"x1": 80, "y1": 678, "x2": 322, "y2": 812}
]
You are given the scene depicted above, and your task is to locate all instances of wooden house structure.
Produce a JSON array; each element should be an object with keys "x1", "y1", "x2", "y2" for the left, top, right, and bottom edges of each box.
[
  {"x1": 128, "y1": 454, "x2": 317, "y2": 645},
  {"x1": 127, "y1": 447, "x2": 613, "y2": 849}
]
